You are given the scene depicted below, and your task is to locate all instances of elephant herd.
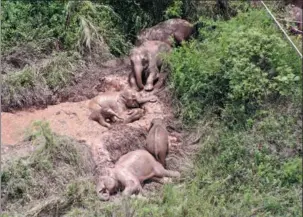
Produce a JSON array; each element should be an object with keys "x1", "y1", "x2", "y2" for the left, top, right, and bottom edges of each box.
[{"x1": 87, "y1": 18, "x2": 199, "y2": 201}]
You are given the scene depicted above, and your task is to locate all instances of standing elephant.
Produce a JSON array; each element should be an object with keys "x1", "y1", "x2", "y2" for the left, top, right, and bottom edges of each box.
[
  {"x1": 129, "y1": 40, "x2": 172, "y2": 92},
  {"x1": 96, "y1": 149, "x2": 180, "y2": 201},
  {"x1": 88, "y1": 89, "x2": 157, "y2": 128},
  {"x1": 135, "y1": 18, "x2": 200, "y2": 47}
]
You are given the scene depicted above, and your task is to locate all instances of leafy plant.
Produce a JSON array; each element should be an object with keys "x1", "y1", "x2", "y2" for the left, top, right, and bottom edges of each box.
[{"x1": 167, "y1": 9, "x2": 301, "y2": 125}]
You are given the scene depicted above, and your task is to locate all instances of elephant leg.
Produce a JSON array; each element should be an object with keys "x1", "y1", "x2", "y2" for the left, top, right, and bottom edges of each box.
[
  {"x1": 98, "y1": 117, "x2": 111, "y2": 128},
  {"x1": 173, "y1": 32, "x2": 185, "y2": 46},
  {"x1": 153, "y1": 73, "x2": 168, "y2": 90},
  {"x1": 124, "y1": 108, "x2": 144, "y2": 124},
  {"x1": 144, "y1": 66, "x2": 159, "y2": 91},
  {"x1": 122, "y1": 180, "x2": 142, "y2": 196},
  {"x1": 149, "y1": 176, "x2": 165, "y2": 184},
  {"x1": 153, "y1": 163, "x2": 180, "y2": 179},
  {"x1": 129, "y1": 72, "x2": 139, "y2": 91},
  {"x1": 158, "y1": 152, "x2": 167, "y2": 168},
  {"x1": 103, "y1": 108, "x2": 123, "y2": 120},
  {"x1": 89, "y1": 110, "x2": 111, "y2": 128}
]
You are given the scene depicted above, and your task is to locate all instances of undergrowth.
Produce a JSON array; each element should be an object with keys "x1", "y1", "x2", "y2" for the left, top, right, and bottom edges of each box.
[
  {"x1": 1, "y1": 121, "x2": 96, "y2": 216},
  {"x1": 1, "y1": 52, "x2": 79, "y2": 111},
  {"x1": 1, "y1": 1, "x2": 130, "y2": 56},
  {"x1": 126, "y1": 106, "x2": 301, "y2": 217},
  {"x1": 1, "y1": 2, "x2": 302, "y2": 217},
  {"x1": 166, "y1": 9, "x2": 301, "y2": 126}
]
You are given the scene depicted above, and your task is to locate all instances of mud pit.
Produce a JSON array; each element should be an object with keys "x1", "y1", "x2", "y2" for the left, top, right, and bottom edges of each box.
[
  {"x1": 1, "y1": 75, "x2": 179, "y2": 146},
  {"x1": 1, "y1": 71, "x2": 184, "y2": 197}
]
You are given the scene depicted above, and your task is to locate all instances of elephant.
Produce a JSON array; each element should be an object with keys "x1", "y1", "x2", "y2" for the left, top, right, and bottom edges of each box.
[
  {"x1": 129, "y1": 40, "x2": 172, "y2": 92},
  {"x1": 88, "y1": 89, "x2": 157, "y2": 128},
  {"x1": 96, "y1": 149, "x2": 180, "y2": 201},
  {"x1": 135, "y1": 18, "x2": 201, "y2": 47},
  {"x1": 146, "y1": 118, "x2": 169, "y2": 168}
]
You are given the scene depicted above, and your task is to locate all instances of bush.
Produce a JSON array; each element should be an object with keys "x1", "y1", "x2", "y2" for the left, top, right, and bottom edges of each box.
[
  {"x1": 1, "y1": 0, "x2": 130, "y2": 56},
  {"x1": 1, "y1": 52, "x2": 77, "y2": 111},
  {"x1": 167, "y1": 9, "x2": 301, "y2": 125}
]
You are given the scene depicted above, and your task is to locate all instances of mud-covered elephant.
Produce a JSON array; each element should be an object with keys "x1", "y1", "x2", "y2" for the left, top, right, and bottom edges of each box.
[
  {"x1": 129, "y1": 40, "x2": 172, "y2": 92},
  {"x1": 96, "y1": 149, "x2": 180, "y2": 201},
  {"x1": 146, "y1": 118, "x2": 169, "y2": 168},
  {"x1": 88, "y1": 89, "x2": 157, "y2": 128},
  {"x1": 135, "y1": 18, "x2": 201, "y2": 47}
]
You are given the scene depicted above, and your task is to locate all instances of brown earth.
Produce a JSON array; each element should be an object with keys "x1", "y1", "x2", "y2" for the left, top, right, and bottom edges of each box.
[
  {"x1": 1, "y1": 51, "x2": 193, "y2": 206},
  {"x1": 1, "y1": 68, "x2": 185, "y2": 183}
]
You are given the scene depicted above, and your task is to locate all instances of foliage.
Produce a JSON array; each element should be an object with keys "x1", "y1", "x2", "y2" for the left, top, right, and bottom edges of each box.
[
  {"x1": 1, "y1": 0, "x2": 130, "y2": 56},
  {"x1": 1, "y1": 51, "x2": 77, "y2": 111},
  {"x1": 102, "y1": 0, "x2": 175, "y2": 43},
  {"x1": 1, "y1": 2, "x2": 302, "y2": 217},
  {"x1": 167, "y1": 9, "x2": 301, "y2": 125},
  {"x1": 164, "y1": 0, "x2": 183, "y2": 19}
]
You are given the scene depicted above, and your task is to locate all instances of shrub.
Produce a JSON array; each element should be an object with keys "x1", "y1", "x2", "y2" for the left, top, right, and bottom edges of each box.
[
  {"x1": 167, "y1": 9, "x2": 301, "y2": 125},
  {"x1": 1, "y1": 52, "x2": 77, "y2": 111},
  {"x1": 1, "y1": 0, "x2": 130, "y2": 56}
]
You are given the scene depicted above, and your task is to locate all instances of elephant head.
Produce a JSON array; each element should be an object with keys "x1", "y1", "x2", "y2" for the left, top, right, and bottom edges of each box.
[
  {"x1": 148, "y1": 118, "x2": 164, "y2": 131},
  {"x1": 96, "y1": 176, "x2": 119, "y2": 201},
  {"x1": 120, "y1": 89, "x2": 140, "y2": 108},
  {"x1": 130, "y1": 53, "x2": 149, "y2": 90}
]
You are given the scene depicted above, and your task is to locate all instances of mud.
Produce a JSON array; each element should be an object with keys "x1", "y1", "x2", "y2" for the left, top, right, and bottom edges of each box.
[{"x1": 1, "y1": 54, "x2": 186, "y2": 200}]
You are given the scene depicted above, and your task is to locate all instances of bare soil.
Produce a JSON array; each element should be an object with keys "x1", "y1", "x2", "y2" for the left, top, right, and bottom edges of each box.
[{"x1": 1, "y1": 53, "x2": 191, "y2": 206}]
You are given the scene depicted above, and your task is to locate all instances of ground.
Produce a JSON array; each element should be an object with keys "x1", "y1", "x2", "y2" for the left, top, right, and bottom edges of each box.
[{"x1": 1, "y1": 56, "x2": 187, "y2": 210}]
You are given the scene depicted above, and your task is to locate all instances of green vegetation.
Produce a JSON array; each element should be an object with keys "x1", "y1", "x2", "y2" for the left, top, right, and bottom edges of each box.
[
  {"x1": 167, "y1": 9, "x2": 301, "y2": 125},
  {"x1": 1, "y1": 1, "x2": 302, "y2": 216}
]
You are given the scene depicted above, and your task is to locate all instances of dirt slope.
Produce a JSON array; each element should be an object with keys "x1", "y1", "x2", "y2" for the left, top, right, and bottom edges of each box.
[{"x1": 1, "y1": 73, "x2": 182, "y2": 167}]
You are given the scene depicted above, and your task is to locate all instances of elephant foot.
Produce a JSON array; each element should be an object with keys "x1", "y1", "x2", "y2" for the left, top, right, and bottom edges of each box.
[
  {"x1": 144, "y1": 84, "x2": 154, "y2": 91},
  {"x1": 131, "y1": 193, "x2": 148, "y2": 201}
]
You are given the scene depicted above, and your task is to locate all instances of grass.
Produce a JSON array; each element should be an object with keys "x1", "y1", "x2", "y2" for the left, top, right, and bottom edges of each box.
[
  {"x1": 1, "y1": 2, "x2": 302, "y2": 217},
  {"x1": 106, "y1": 102, "x2": 301, "y2": 217},
  {"x1": 1, "y1": 121, "x2": 96, "y2": 216},
  {"x1": 1, "y1": 51, "x2": 78, "y2": 111},
  {"x1": 2, "y1": 98, "x2": 300, "y2": 217}
]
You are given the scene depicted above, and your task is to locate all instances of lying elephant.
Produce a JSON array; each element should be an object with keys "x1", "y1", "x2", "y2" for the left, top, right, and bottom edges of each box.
[
  {"x1": 96, "y1": 149, "x2": 180, "y2": 201},
  {"x1": 135, "y1": 18, "x2": 200, "y2": 47},
  {"x1": 88, "y1": 89, "x2": 157, "y2": 128},
  {"x1": 146, "y1": 118, "x2": 169, "y2": 168},
  {"x1": 129, "y1": 40, "x2": 172, "y2": 91}
]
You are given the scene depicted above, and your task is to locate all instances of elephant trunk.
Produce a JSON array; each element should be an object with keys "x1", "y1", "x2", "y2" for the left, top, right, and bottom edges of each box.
[
  {"x1": 134, "y1": 63, "x2": 144, "y2": 90},
  {"x1": 98, "y1": 189, "x2": 110, "y2": 201}
]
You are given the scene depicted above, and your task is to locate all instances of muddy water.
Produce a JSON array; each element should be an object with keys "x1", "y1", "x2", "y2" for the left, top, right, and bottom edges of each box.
[
  {"x1": 1, "y1": 100, "x2": 106, "y2": 146},
  {"x1": 1, "y1": 75, "x2": 176, "y2": 148}
]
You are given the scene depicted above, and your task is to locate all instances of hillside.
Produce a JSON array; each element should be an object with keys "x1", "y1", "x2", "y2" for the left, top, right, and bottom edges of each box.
[{"x1": 1, "y1": 1, "x2": 302, "y2": 216}]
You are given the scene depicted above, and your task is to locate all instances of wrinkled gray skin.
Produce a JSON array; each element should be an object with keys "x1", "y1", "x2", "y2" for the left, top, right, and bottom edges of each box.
[
  {"x1": 88, "y1": 89, "x2": 157, "y2": 128},
  {"x1": 135, "y1": 18, "x2": 194, "y2": 47},
  {"x1": 146, "y1": 118, "x2": 169, "y2": 168},
  {"x1": 129, "y1": 40, "x2": 172, "y2": 92},
  {"x1": 96, "y1": 149, "x2": 180, "y2": 201}
]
